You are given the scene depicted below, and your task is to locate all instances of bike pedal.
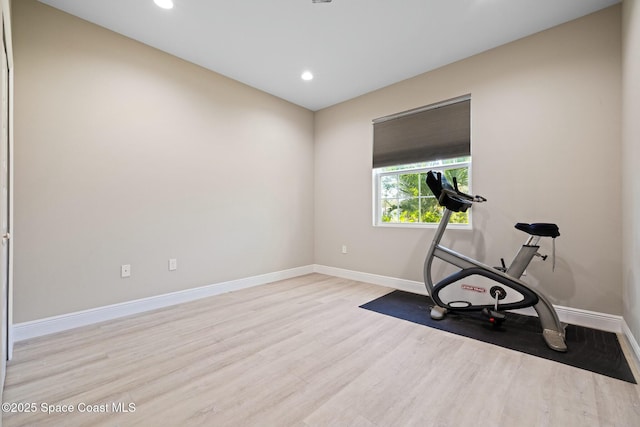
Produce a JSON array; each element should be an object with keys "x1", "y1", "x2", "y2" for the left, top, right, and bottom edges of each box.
[{"x1": 482, "y1": 308, "x2": 506, "y2": 325}]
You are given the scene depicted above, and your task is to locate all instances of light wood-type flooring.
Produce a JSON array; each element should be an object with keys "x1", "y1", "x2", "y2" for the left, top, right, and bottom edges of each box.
[{"x1": 3, "y1": 274, "x2": 640, "y2": 426}]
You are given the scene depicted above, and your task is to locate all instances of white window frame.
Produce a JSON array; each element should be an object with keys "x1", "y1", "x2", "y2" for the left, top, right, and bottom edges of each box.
[{"x1": 372, "y1": 157, "x2": 472, "y2": 228}]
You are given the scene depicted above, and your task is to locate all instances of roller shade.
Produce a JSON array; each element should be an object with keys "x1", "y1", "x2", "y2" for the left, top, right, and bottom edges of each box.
[{"x1": 372, "y1": 96, "x2": 470, "y2": 168}]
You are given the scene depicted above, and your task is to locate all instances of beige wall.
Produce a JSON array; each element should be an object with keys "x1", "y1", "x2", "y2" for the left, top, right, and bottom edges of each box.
[
  {"x1": 13, "y1": 0, "x2": 315, "y2": 322},
  {"x1": 623, "y1": 0, "x2": 640, "y2": 343},
  {"x1": 13, "y1": 1, "x2": 629, "y2": 326},
  {"x1": 315, "y1": 6, "x2": 622, "y2": 314}
]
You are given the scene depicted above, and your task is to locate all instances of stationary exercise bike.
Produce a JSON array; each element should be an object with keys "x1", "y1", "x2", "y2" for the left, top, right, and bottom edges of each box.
[{"x1": 423, "y1": 171, "x2": 567, "y2": 352}]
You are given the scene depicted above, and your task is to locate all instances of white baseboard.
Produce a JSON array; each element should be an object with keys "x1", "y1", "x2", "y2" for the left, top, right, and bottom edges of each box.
[
  {"x1": 12, "y1": 265, "x2": 314, "y2": 342},
  {"x1": 313, "y1": 264, "x2": 624, "y2": 334},
  {"x1": 622, "y1": 320, "x2": 640, "y2": 371},
  {"x1": 554, "y1": 305, "x2": 623, "y2": 333},
  {"x1": 313, "y1": 264, "x2": 427, "y2": 295},
  {"x1": 13, "y1": 263, "x2": 638, "y2": 357}
]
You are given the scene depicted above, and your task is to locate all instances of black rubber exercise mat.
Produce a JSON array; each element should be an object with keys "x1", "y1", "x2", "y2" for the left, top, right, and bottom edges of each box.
[{"x1": 360, "y1": 290, "x2": 636, "y2": 384}]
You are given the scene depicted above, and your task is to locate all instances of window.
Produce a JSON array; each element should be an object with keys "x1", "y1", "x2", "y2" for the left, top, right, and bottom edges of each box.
[
  {"x1": 372, "y1": 95, "x2": 471, "y2": 227},
  {"x1": 374, "y1": 157, "x2": 471, "y2": 226}
]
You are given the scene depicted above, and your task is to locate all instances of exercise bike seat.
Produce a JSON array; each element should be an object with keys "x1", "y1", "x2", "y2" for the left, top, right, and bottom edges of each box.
[{"x1": 515, "y1": 223, "x2": 560, "y2": 238}]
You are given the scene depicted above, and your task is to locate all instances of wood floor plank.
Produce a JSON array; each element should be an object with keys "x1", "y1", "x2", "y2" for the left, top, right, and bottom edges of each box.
[{"x1": 2, "y1": 274, "x2": 639, "y2": 426}]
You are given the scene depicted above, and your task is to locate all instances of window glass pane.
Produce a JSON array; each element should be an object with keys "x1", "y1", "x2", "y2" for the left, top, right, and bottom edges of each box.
[
  {"x1": 443, "y1": 167, "x2": 469, "y2": 194},
  {"x1": 398, "y1": 173, "x2": 420, "y2": 198},
  {"x1": 381, "y1": 199, "x2": 399, "y2": 223},
  {"x1": 398, "y1": 198, "x2": 420, "y2": 222},
  {"x1": 420, "y1": 197, "x2": 442, "y2": 223},
  {"x1": 380, "y1": 175, "x2": 398, "y2": 198},
  {"x1": 419, "y1": 172, "x2": 431, "y2": 196},
  {"x1": 450, "y1": 211, "x2": 469, "y2": 224}
]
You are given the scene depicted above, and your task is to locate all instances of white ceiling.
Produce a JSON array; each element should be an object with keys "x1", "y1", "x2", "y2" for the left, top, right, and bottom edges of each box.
[{"x1": 38, "y1": 0, "x2": 620, "y2": 111}]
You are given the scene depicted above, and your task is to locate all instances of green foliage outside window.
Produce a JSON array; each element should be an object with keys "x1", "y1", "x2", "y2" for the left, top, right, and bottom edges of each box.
[{"x1": 380, "y1": 166, "x2": 469, "y2": 225}]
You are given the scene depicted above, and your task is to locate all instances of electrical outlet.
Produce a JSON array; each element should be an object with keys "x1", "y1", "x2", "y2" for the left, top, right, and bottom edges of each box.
[
  {"x1": 169, "y1": 258, "x2": 177, "y2": 271},
  {"x1": 121, "y1": 264, "x2": 131, "y2": 278},
  {"x1": 341, "y1": 245, "x2": 348, "y2": 254}
]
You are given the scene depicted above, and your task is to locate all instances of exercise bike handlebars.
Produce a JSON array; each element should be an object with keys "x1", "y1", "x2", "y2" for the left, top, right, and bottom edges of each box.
[{"x1": 425, "y1": 171, "x2": 486, "y2": 212}]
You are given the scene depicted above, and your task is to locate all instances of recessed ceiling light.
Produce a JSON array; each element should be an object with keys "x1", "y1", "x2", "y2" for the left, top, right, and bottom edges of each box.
[
  {"x1": 301, "y1": 71, "x2": 314, "y2": 81},
  {"x1": 154, "y1": 0, "x2": 174, "y2": 10}
]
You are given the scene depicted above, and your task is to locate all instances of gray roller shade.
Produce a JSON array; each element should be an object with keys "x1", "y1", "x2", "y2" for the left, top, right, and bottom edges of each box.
[{"x1": 372, "y1": 96, "x2": 470, "y2": 168}]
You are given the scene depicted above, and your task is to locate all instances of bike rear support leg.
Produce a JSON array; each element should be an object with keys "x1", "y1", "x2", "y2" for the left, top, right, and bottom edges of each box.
[{"x1": 532, "y1": 294, "x2": 567, "y2": 352}]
